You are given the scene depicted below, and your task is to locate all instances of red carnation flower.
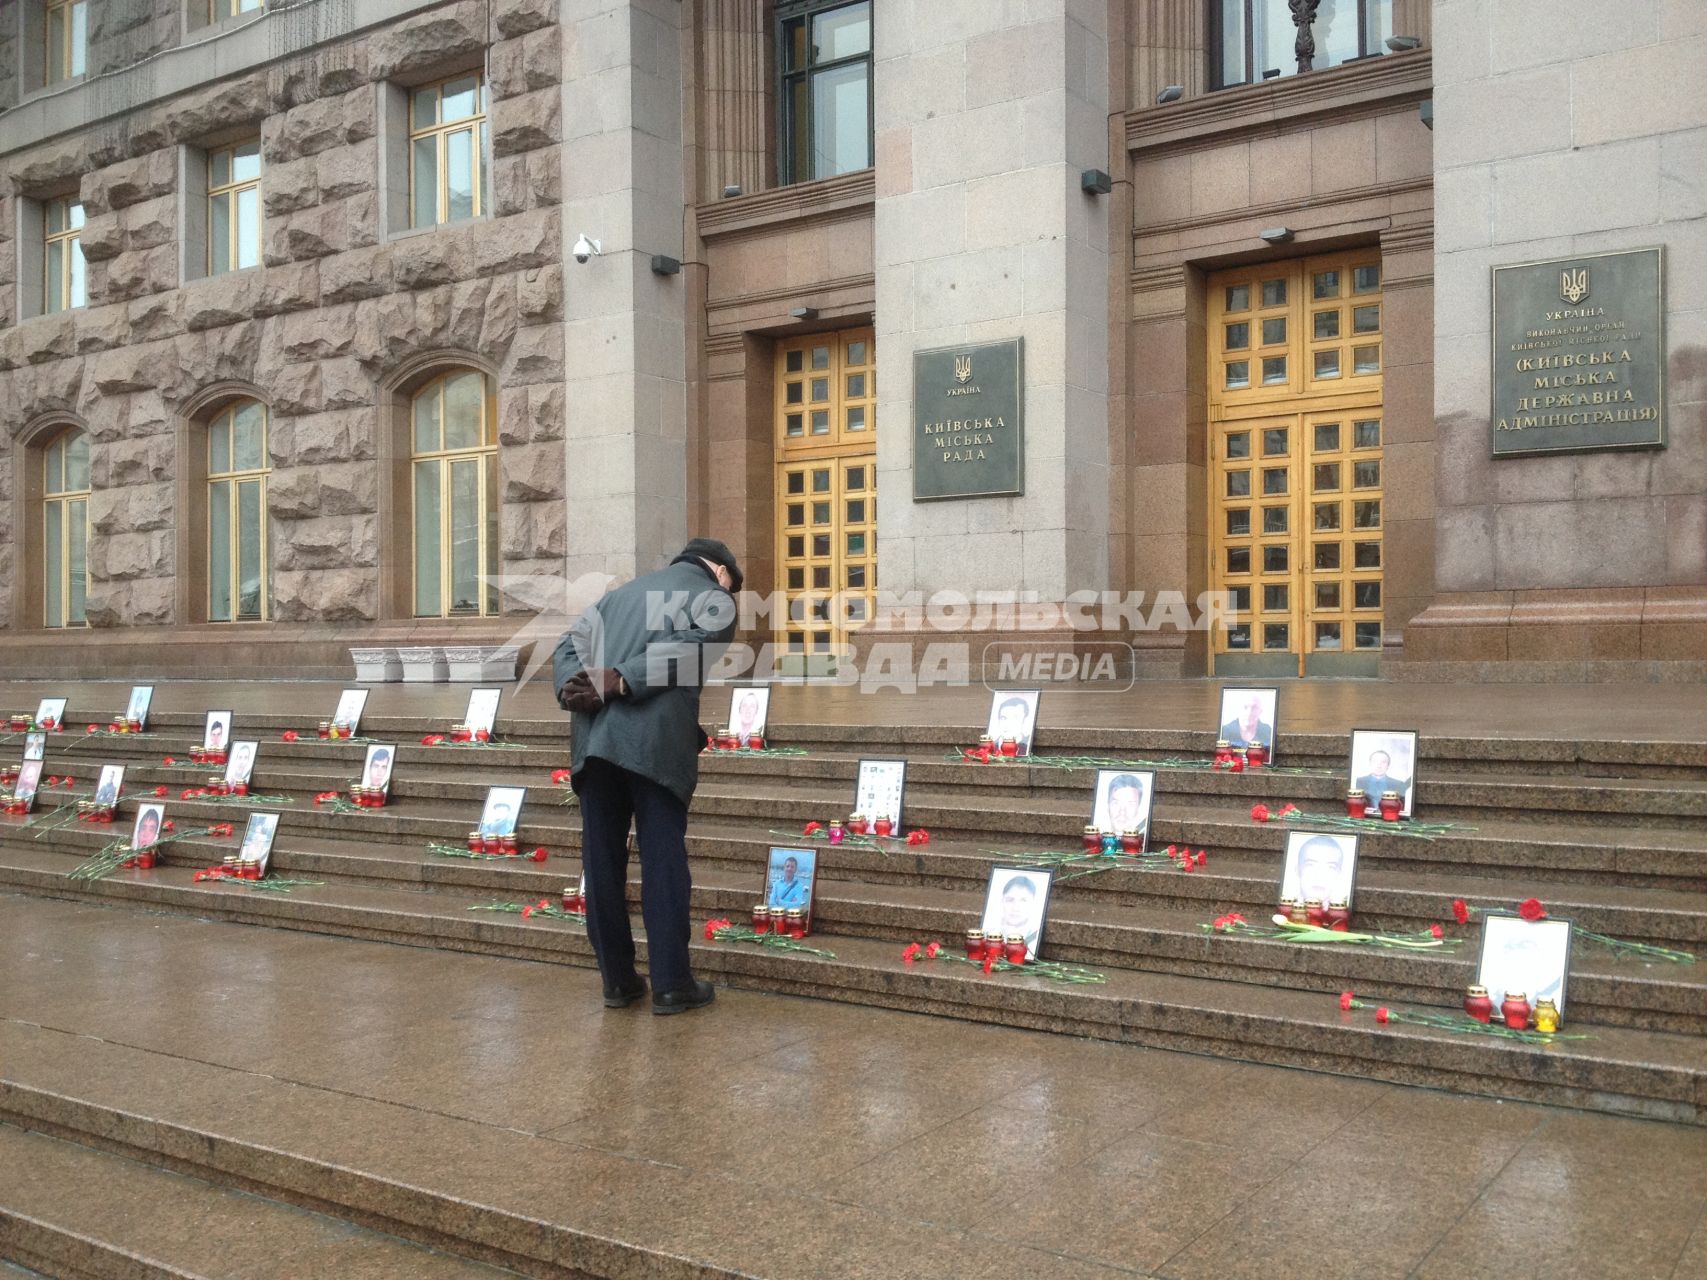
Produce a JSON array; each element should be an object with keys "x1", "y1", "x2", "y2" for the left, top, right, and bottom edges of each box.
[
  {"x1": 924, "y1": 941, "x2": 941, "y2": 959},
  {"x1": 1430, "y1": 923, "x2": 1445, "y2": 939},
  {"x1": 153, "y1": 785, "x2": 168, "y2": 797},
  {"x1": 1194, "y1": 852, "x2": 1207, "y2": 867},
  {"x1": 902, "y1": 942, "x2": 922, "y2": 964},
  {"x1": 704, "y1": 918, "x2": 733, "y2": 940},
  {"x1": 1376, "y1": 1007, "x2": 1390, "y2": 1024},
  {"x1": 982, "y1": 952, "x2": 996, "y2": 975},
  {"x1": 281, "y1": 730, "x2": 299, "y2": 742},
  {"x1": 530, "y1": 847, "x2": 549, "y2": 863},
  {"x1": 1166, "y1": 844, "x2": 1177, "y2": 855},
  {"x1": 521, "y1": 905, "x2": 536, "y2": 919},
  {"x1": 803, "y1": 821, "x2": 824, "y2": 835},
  {"x1": 1339, "y1": 991, "x2": 1356, "y2": 1011},
  {"x1": 421, "y1": 734, "x2": 445, "y2": 746},
  {"x1": 85, "y1": 724, "x2": 99, "y2": 734},
  {"x1": 1279, "y1": 803, "x2": 1298, "y2": 817},
  {"x1": 1518, "y1": 897, "x2": 1547, "y2": 922},
  {"x1": 162, "y1": 756, "x2": 176, "y2": 765},
  {"x1": 1250, "y1": 803, "x2": 1270, "y2": 822},
  {"x1": 1452, "y1": 899, "x2": 1470, "y2": 925},
  {"x1": 43, "y1": 776, "x2": 58, "y2": 787},
  {"x1": 551, "y1": 768, "x2": 571, "y2": 784},
  {"x1": 162, "y1": 819, "x2": 175, "y2": 832},
  {"x1": 180, "y1": 789, "x2": 197, "y2": 800}
]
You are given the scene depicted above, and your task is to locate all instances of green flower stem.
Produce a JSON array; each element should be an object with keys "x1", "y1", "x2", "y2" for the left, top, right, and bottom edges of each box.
[
  {"x1": 67, "y1": 825, "x2": 222, "y2": 881},
  {"x1": 767, "y1": 827, "x2": 901, "y2": 855},
  {"x1": 468, "y1": 899, "x2": 586, "y2": 922},
  {"x1": 1203, "y1": 919, "x2": 1460, "y2": 951},
  {"x1": 710, "y1": 925, "x2": 836, "y2": 958},
  {"x1": 946, "y1": 749, "x2": 1334, "y2": 777},
  {"x1": 934, "y1": 951, "x2": 1108, "y2": 985},
  {"x1": 426, "y1": 841, "x2": 537, "y2": 862},
  {"x1": 27, "y1": 802, "x2": 83, "y2": 838},
  {"x1": 710, "y1": 746, "x2": 809, "y2": 758},
  {"x1": 1278, "y1": 810, "x2": 1475, "y2": 840},
  {"x1": 1345, "y1": 997, "x2": 1588, "y2": 1044},
  {"x1": 199, "y1": 792, "x2": 295, "y2": 806},
  {"x1": 1458, "y1": 904, "x2": 1696, "y2": 964}
]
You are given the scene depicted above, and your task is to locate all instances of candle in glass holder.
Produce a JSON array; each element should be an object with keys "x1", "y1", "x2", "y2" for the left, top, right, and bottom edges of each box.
[
  {"x1": 785, "y1": 908, "x2": 807, "y2": 939},
  {"x1": 748, "y1": 734, "x2": 765, "y2": 751},
  {"x1": 964, "y1": 928, "x2": 984, "y2": 958},
  {"x1": 1081, "y1": 825, "x2": 1101, "y2": 852},
  {"x1": 317, "y1": 721, "x2": 331, "y2": 739},
  {"x1": 1378, "y1": 790, "x2": 1403, "y2": 821},
  {"x1": 1345, "y1": 789, "x2": 1368, "y2": 818},
  {"x1": 1532, "y1": 998, "x2": 1561, "y2": 1034},
  {"x1": 752, "y1": 903, "x2": 771, "y2": 934},
  {"x1": 848, "y1": 814, "x2": 867, "y2": 835},
  {"x1": 1246, "y1": 742, "x2": 1268, "y2": 768},
  {"x1": 1120, "y1": 828, "x2": 1141, "y2": 853},
  {"x1": 1099, "y1": 831, "x2": 1119, "y2": 854},
  {"x1": 1463, "y1": 985, "x2": 1493, "y2": 1023},
  {"x1": 233, "y1": 781, "x2": 249, "y2": 797},
  {"x1": 1213, "y1": 738, "x2": 1233, "y2": 766},
  {"x1": 500, "y1": 833, "x2": 517, "y2": 856},
  {"x1": 828, "y1": 820, "x2": 845, "y2": 845},
  {"x1": 873, "y1": 817, "x2": 893, "y2": 838},
  {"x1": 1325, "y1": 903, "x2": 1351, "y2": 931},
  {"x1": 1003, "y1": 934, "x2": 1027, "y2": 965},
  {"x1": 1305, "y1": 901, "x2": 1328, "y2": 927},
  {"x1": 1500, "y1": 992, "x2": 1531, "y2": 1030},
  {"x1": 999, "y1": 737, "x2": 1019, "y2": 758}
]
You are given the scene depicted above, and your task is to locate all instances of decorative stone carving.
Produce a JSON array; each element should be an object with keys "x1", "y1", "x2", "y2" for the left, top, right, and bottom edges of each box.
[
  {"x1": 320, "y1": 247, "x2": 392, "y2": 305},
  {"x1": 493, "y1": 0, "x2": 555, "y2": 39},
  {"x1": 270, "y1": 568, "x2": 376, "y2": 623},
  {"x1": 184, "y1": 272, "x2": 266, "y2": 332},
  {"x1": 504, "y1": 322, "x2": 564, "y2": 385},
  {"x1": 367, "y1": 2, "x2": 486, "y2": 80},
  {"x1": 491, "y1": 86, "x2": 561, "y2": 157}
]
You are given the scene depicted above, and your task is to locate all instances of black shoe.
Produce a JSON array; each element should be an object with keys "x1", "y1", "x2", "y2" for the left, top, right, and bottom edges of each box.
[
  {"x1": 651, "y1": 978, "x2": 715, "y2": 1016},
  {"x1": 603, "y1": 976, "x2": 647, "y2": 1009}
]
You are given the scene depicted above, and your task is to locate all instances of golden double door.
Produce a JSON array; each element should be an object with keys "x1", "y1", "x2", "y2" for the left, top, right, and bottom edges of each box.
[
  {"x1": 1208, "y1": 252, "x2": 1387, "y2": 677},
  {"x1": 773, "y1": 328, "x2": 877, "y2": 661}
]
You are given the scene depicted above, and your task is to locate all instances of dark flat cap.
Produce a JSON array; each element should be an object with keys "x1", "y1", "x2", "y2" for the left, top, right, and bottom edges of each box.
[{"x1": 675, "y1": 537, "x2": 743, "y2": 594}]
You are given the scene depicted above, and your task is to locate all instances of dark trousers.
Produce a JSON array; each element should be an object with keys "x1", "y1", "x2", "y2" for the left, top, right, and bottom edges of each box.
[{"x1": 576, "y1": 757, "x2": 694, "y2": 996}]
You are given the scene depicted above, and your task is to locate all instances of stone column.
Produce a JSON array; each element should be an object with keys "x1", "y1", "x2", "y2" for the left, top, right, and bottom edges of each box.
[
  {"x1": 873, "y1": 0, "x2": 1113, "y2": 602},
  {"x1": 560, "y1": 0, "x2": 690, "y2": 580}
]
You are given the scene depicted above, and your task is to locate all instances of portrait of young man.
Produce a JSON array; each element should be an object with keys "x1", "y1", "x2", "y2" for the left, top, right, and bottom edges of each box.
[
  {"x1": 1091, "y1": 769, "x2": 1155, "y2": 845},
  {"x1": 1280, "y1": 832, "x2": 1359, "y2": 908},
  {"x1": 984, "y1": 690, "x2": 1041, "y2": 755},
  {"x1": 239, "y1": 814, "x2": 280, "y2": 873},
  {"x1": 479, "y1": 787, "x2": 525, "y2": 837},
  {"x1": 363, "y1": 745, "x2": 396, "y2": 794},
  {"x1": 730, "y1": 688, "x2": 771, "y2": 741},
  {"x1": 766, "y1": 847, "x2": 815, "y2": 914},
  {"x1": 204, "y1": 712, "x2": 232, "y2": 751},
  {"x1": 126, "y1": 686, "x2": 153, "y2": 726},
  {"x1": 332, "y1": 689, "x2": 368, "y2": 733},
  {"x1": 1218, "y1": 688, "x2": 1277, "y2": 752},
  {"x1": 93, "y1": 766, "x2": 125, "y2": 808},
  {"x1": 131, "y1": 804, "x2": 164, "y2": 851},
  {"x1": 22, "y1": 732, "x2": 45, "y2": 762},
  {"x1": 13, "y1": 760, "x2": 43, "y2": 805},
  {"x1": 225, "y1": 742, "x2": 258, "y2": 785},
  {"x1": 34, "y1": 698, "x2": 67, "y2": 727},
  {"x1": 1479, "y1": 916, "x2": 1572, "y2": 1016},
  {"x1": 980, "y1": 868, "x2": 1052, "y2": 960}
]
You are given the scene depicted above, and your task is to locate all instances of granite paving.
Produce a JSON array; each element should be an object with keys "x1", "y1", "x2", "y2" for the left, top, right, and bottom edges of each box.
[{"x1": 2, "y1": 896, "x2": 1704, "y2": 1279}]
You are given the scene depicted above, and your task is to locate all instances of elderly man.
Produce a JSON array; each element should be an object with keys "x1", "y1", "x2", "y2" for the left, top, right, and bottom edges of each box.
[{"x1": 554, "y1": 537, "x2": 741, "y2": 1016}]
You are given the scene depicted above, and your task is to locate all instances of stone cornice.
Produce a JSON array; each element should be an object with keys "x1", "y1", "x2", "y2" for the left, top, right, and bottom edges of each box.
[
  {"x1": 1124, "y1": 52, "x2": 1433, "y2": 159},
  {"x1": 1131, "y1": 173, "x2": 1432, "y2": 246},
  {"x1": 695, "y1": 169, "x2": 875, "y2": 241}
]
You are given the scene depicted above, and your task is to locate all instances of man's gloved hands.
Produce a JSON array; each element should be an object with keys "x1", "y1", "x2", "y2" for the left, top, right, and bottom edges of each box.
[{"x1": 558, "y1": 668, "x2": 625, "y2": 714}]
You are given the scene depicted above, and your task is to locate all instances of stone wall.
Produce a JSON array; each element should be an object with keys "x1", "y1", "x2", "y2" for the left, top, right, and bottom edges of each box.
[
  {"x1": 0, "y1": 0, "x2": 566, "y2": 632},
  {"x1": 1416, "y1": 0, "x2": 1707, "y2": 670}
]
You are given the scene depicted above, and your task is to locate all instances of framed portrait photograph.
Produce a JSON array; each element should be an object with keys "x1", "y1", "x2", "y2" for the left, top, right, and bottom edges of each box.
[
  {"x1": 465, "y1": 689, "x2": 502, "y2": 737},
  {"x1": 1218, "y1": 686, "x2": 1278, "y2": 757},
  {"x1": 224, "y1": 741, "x2": 259, "y2": 786},
  {"x1": 125, "y1": 686, "x2": 154, "y2": 729},
  {"x1": 12, "y1": 760, "x2": 43, "y2": 808},
  {"x1": 239, "y1": 813, "x2": 281, "y2": 875},
  {"x1": 35, "y1": 697, "x2": 67, "y2": 728},
  {"x1": 1090, "y1": 768, "x2": 1156, "y2": 846},
  {"x1": 1348, "y1": 729, "x2": 1419, "y2": 817},
  {"x1": 853, "y1": 759, "x2": 907, "y2": 828},
  {"x1": 360, "y1": 743, "x2": 397, "y2": 798},
  {"x1": 765, "y1": 846, "x2": 817, "y2": 926},
  {"x1": 331, "y1": 688, "x2": 369, "y2": 734},
  {"x1": 1478, "y1": 914, "x2": 1573, "y2": 1019},
  {"x1": 1279, "y1": 831, "x2": 1359, "y2": 910},
  {"x1": 984, "y1": 689, "x2": 1042, "y2": 755},
  {"x1": 478, "y1": 785, "x2": 526, "y2": 837},
  {"x1": 980, "y1": 865, "x2": 1054, "y2": 961},
  {"x1": 93, "y1": 765, "x2": 126, "y2": 808},
  {"x1": 203, "y1": 710, "x2": 234, "y2": 752},
  {"x1": 22, "y1": 732, "x2": 46, "y2": 763},
  {"x1": 130, "y1": 802, "x2": 166, "y2": 851},
  {"x1": 728, "y1": 687, "x2": 772, "y2": 741}
]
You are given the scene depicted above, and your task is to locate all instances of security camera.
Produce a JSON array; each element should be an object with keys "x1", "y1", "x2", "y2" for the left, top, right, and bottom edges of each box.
[{"x1": 571, "y1": 233, "x2": 602, "y2": 264}]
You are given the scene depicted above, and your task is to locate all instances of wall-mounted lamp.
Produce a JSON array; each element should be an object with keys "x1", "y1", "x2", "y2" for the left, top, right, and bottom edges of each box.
[
  {"x1": 722, "y1": 184, "x2": 742, "y2": 198},
  {"x1": 1258, "y1": 226, "x2": 1293, "y2": 244},
  {"x1": 789, "y1": 306, "x2": 819, "y2": 321},
  {"x1": 1385, "y1": 35, "x2": 1421, "y2": 51},
  {"x1": 650, "y1": 255, "x2": 681, "y2": 275},
  {"x1": 1080, "y1": 169, "x2": 1112, "y2": 195},
  {"x1": 1419, "y1": 99, "x2": 1434, "y2": 130},
  {"x1": 1156, "y1": 84, "x2": 1184, "y2": 104}
]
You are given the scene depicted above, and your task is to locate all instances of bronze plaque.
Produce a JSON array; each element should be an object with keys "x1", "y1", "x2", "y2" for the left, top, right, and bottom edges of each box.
[
  {"x1": 912, "y1": 338, "x2": 1024, "y2": 500},
  {"x1": 1491, "y1": 247, "x2": 1665, "y2": 457}
]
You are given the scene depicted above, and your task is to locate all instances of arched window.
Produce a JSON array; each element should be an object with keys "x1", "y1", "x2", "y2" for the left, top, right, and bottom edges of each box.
[
  {"x1": 42, "y1": 428, "x2": 89, "y2": 628},
  {"x1": 410, "y1": 370, "x2": 497, "y2": 617},
  {"x1": 207, "y1": 400, "x2": 269, "y2": 622}
]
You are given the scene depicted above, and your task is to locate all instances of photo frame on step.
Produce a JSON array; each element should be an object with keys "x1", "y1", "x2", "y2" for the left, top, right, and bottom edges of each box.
[{"x1": 979, "y1": 865, "x2": 1054, "y2": 962}]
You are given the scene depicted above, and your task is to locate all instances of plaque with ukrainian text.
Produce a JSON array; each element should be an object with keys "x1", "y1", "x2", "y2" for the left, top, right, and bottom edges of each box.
[
  {"x1": 912, "y1": 338, "x2": 1024, "y2": 500},
  {"x1": 1491, "y1": 247, "x2": 1665, "y2": 457}
]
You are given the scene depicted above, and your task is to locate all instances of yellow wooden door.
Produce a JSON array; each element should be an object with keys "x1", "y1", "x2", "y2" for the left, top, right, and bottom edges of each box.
[
  {"x1": 1208, "y1": 252, "x2": 1385, "y2": 676},
  {"x1": 774, "y1": 328, "x2": 877, "y2": 661}
]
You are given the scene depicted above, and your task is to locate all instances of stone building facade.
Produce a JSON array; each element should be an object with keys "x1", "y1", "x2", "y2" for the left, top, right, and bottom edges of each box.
[{"x1": 0, "y1": 0, "x2": 1701, "y2": 680}]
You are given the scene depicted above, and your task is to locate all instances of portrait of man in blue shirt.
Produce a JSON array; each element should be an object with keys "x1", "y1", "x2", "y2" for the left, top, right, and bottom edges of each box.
[{"x1": 767, "y1": 852, "x2": 812, "y2": 911}]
